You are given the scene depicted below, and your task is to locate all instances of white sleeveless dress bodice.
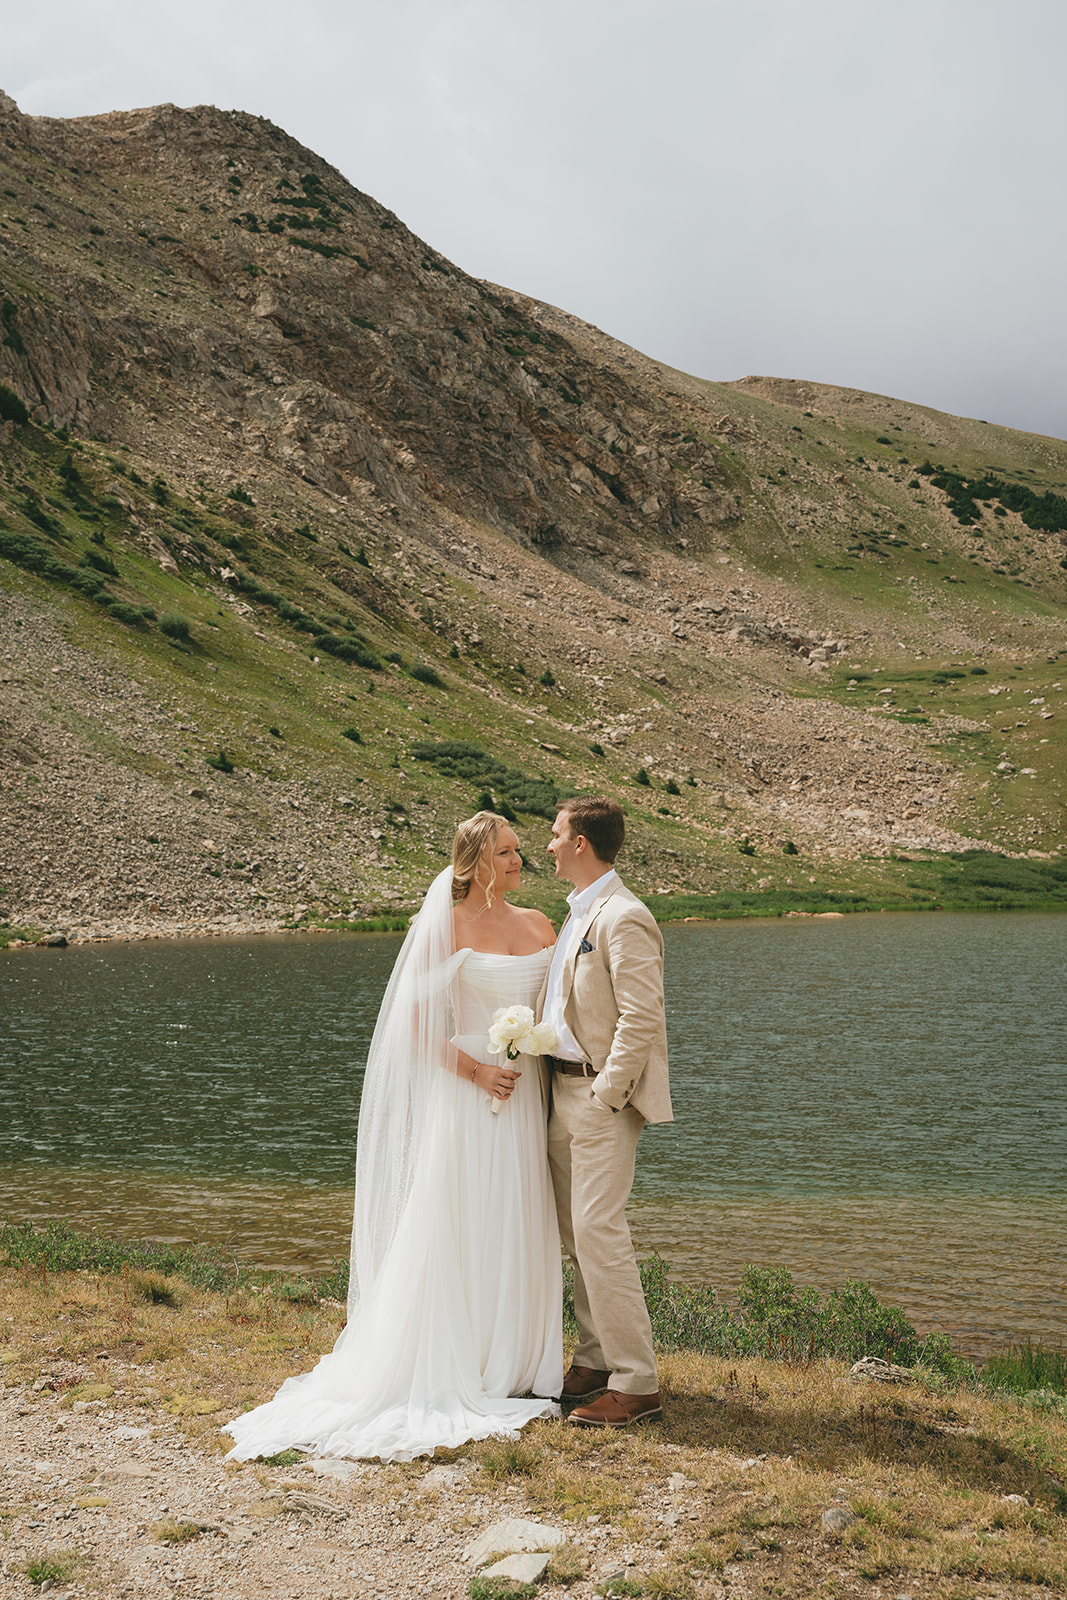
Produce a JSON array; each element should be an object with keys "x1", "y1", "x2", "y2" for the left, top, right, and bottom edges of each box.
[{"x1": 225, "y1": 946, "x2": 562, "y2": 1463}]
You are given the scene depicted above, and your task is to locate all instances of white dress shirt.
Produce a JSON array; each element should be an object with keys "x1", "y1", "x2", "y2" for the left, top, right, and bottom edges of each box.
[{"x1": 543, "y1": 868, "x2": 619, "y2": 1062}]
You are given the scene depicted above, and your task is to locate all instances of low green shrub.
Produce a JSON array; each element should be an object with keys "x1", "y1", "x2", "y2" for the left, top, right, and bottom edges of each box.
[
  {"x1": 314, "y1": 631, "x2": 382, "y2": 669},
  {"x1": 539, "y1": 667, "x2": 556, "y2": 686},
  {"x1": 206, "y1": 749, "x2": 235, "y2": 773},
  {"x1": 341, "y1": 726, "x2": 362, "y2": 743},
  {"x1": 0, "y1": 524, "x2": 105, "y2": 598},
  {"x1": 0, "y1": 1220, "x2": 235, "y2": 1292},
  {"x1": 411, "y1": 741, "x2": 570, "y2": 819},
  {"x1": 159, "y1": 612, "x2": 191, "y2": 640},
  {"x1": 634, "y1": 768, "x2": 651, "y2": 787},
  {"x1": 410, "y1": 662, "x2": 443, "y2": 686},
  {"x1": 273, "y1": 1277, "x2": 318, "y2": 1306},
  {"x1": 107, "y1": 600, "x2": 146, "y2": 626},
  {"x1": 0, "y1": 381, "x2": 29, "y2": 423},
  {"x1": 573, "y1": 1256, "x2": 965, "y2": 1374}
]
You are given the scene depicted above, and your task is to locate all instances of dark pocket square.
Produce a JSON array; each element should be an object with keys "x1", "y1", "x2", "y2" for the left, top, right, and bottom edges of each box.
[{"x1": 578, "y1": 937, "x2": 594, "y2": 954}]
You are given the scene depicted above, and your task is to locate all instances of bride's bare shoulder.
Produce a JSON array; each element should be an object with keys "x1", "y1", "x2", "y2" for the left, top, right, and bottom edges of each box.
[{"x1": 513, "y1": 905, "x2": 557, "y2": 948}]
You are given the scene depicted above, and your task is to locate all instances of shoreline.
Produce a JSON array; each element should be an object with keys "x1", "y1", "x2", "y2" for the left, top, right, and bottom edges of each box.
[
  {"x1": 4, "y1": 896, "x2": 1067, "y2": 951},
  {"x1": 5, "y1": 1263, "x2": 1065, "y2": 1600},
  {"x1": 4, "y1": 1193, "x2": 1063, "y2": 1363}
]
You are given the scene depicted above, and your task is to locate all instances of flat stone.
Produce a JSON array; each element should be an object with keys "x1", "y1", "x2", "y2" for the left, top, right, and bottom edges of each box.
[
  {"x1": 307, "y1": 1458, "x2": 365, "y2": 1482},
  {"x1": 112, "y1": 1426, "x2": 152, "y2": 1441},
  {"x1": 821, "y1": 1505, "x2": 858, "y2": 1535},
  {"x1": 483, "y1": 1552, "x2": 551, "y2": 1582},
  {"x1": 419, "y1": 1462, "x2": 474, "y2": 1492},
  {"x1": 464, "y1": 1517, "x2": 566, "y2": 1565},
  {"x1": 102, "y1": 1462, "x2": 156, "y2": 1480}
]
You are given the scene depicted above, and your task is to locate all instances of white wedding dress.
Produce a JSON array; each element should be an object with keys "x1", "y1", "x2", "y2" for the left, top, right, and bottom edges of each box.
[{"x1": 225, "y1": 944, "x2": 562, "y2": 1463}]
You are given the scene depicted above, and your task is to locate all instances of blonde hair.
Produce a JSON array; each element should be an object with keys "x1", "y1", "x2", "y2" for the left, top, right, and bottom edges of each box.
[{"x1": 451, "y1": 811, "x2": 509, "y2": 905}]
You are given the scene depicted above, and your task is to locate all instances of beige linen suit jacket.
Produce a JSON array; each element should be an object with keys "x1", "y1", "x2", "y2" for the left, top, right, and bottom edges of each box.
[{"x1": 539, "y1": 879, "x2": 672, "y2": 1125}]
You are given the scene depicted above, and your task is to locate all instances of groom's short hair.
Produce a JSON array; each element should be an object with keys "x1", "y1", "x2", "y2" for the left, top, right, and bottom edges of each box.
[{"x1": 557, "y1": 796, "x2": 625, "y2": 864}]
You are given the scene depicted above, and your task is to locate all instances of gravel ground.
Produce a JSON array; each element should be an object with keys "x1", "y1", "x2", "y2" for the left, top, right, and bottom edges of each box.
[{"x1": 0, "y1": 1369, "x2": 690, "y2": 1600}]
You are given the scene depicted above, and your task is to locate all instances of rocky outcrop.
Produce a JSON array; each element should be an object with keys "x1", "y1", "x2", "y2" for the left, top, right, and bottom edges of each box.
[{"x1": 0, "y1": 96, "x2": 743, "y2": 568}]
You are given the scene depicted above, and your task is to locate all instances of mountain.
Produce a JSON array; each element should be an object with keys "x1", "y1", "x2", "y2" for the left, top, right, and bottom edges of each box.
[{"x1": 1, "y1": 93, "x2": 1065, "y2": 940}]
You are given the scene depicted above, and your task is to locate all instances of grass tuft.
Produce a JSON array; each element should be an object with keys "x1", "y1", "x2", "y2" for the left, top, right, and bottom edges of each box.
[
  {"x1": 469, "y1": 1579, "x2": 538, "y2": 1600},
  {"x1": 984, "y1": 1340, "x2": 1067, "y2": 1397},
  {"x1": 472, "y1": 1436, "x2": 540, "y2": 1480},
  {"x1": 545, "y1": 1542, "x2": 588, "y2": 1585},
  {"x1": 24, "y1": 1551, "x2": 78, "y2": 1587},
  {"x1": 131, "y1": 1270, "x2": 183, "y2": 1307},
  {"x1": 152, "y1": 1518, "x2": 205, "y2": 1544}
]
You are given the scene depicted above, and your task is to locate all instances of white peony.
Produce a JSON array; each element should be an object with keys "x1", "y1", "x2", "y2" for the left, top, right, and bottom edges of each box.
[
  {"x1": 487, "y1": 1005, "x2": 536, "y2": 1056},
  {"x1": 483, "y1": 1007, "x2": 558, "y2": 1114},
  {"x1": 516, "y1": 1020, "x2": 558, "y2": 1057}
]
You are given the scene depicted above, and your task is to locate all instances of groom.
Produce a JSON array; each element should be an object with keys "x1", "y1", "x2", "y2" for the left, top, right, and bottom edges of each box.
[{"x1": 540, "y1": 795, "x2": 672, "y2": 1427}]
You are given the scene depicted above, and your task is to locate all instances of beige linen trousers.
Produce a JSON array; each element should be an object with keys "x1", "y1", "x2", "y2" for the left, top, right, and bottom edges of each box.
[{"x1": 537, "y1": 879, "x2": 672, "y2": 1394}]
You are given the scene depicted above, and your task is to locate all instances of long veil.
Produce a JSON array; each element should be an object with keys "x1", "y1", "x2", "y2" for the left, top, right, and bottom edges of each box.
[{"x1": 348, "y1": 865, "x2": 462, "y2": 1313}]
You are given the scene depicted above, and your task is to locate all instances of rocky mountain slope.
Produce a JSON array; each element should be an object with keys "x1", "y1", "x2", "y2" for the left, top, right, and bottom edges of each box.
[{"x1": 1, "y1": 92, "x2": 1065, "y2": 939}]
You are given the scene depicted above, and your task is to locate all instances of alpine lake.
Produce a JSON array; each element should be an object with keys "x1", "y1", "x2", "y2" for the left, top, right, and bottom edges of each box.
[{"x1": 3, "y1": 911, "x2": 1064, "y2": 1360}]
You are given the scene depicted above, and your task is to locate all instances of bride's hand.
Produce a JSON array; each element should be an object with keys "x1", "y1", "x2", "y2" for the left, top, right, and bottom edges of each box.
[{"x1": 474, "y1": 1061, "x2": 521, "y2": 1101}]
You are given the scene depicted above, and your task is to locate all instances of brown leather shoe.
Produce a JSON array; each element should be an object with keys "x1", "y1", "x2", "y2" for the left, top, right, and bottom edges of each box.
[
  {"x1": 561, "y1": 1364, "x2": 611, "y2": 1400},
  {"x1": 567, "y1": 1389, "x2": 662, "y2": 1428}
]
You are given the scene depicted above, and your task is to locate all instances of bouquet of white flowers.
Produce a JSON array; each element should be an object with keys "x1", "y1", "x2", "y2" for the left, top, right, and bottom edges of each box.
[{"x1": 484, "y1": 1006, "x2": 557, "y2": 1113}]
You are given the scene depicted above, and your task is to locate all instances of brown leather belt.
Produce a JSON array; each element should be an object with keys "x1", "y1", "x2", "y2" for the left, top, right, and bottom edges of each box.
[{"x1": 547, "y1": 1055, "x2": 595, "y2": 1077}]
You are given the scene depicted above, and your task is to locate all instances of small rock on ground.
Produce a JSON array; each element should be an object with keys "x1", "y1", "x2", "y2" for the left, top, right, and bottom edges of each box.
[{"x1": 821, "y1": 1505, "x2": 858, "y2": 1535}]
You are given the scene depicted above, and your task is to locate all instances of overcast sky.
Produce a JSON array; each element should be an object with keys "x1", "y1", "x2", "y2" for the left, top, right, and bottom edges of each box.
[{"x1": 6, "y1": 1, "x2": 1066, "y2": 441}]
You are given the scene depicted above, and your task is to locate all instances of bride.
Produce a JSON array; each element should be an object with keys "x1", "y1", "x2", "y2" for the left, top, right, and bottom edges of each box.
[{"x1": 224, "y1": 812, "x2": 562, "y2": 1462}]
